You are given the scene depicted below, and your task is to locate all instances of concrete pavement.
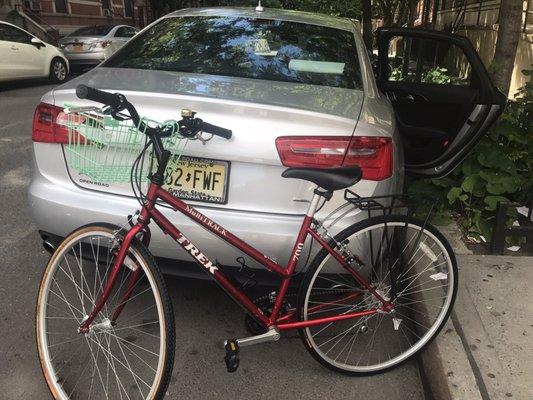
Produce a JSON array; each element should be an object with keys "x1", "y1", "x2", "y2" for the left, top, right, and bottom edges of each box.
[{"x1": 421, "y1": 252, "x2": 533, "y2": 400}]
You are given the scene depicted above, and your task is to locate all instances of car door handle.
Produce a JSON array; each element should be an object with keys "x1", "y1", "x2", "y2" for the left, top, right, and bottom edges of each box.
[{"x1": 11, "y1": 46, "x2": 20, "y2": 50}]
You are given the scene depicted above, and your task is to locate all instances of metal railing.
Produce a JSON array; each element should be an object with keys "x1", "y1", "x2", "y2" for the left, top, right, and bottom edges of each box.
[{"x1": 14, "y1": 3, "x2": 59, "y2": 44}]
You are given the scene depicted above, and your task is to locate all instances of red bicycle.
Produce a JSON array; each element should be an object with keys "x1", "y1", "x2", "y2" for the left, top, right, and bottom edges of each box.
[{"x1": 36, "y1": 85, "x2": 457, "y2": 400}]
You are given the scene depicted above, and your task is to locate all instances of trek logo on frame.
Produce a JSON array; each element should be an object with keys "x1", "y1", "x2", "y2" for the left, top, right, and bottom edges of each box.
[{"x1": 175, "y1": 233, "x2": 218, "y2": 274}]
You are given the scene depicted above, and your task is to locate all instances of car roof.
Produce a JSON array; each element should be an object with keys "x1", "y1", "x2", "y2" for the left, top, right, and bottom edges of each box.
[{"x1": 167, "y1": 7, "x2": 359, "y2": 32}]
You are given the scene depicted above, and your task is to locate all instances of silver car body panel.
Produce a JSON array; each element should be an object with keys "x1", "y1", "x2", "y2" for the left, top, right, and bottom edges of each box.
[
  {"x1": 58, "y1": 25, "x2": 137, "y2": 65},
  {"x1": 30, "y1": 8, "x2": 401, "y2": 271}
]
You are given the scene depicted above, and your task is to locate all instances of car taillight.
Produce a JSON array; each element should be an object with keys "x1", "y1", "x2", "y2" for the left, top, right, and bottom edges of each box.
[
  {"x1": 344, "y1": 136, "x2": 393, "y2": 181},
  {"x1": 32, "y1": 103, "x2": 70, "y2": 143},
  {"x1": 275, "y1": 136, "x2": 393, "y2": 181},
  {"x1": 90, "y1": 40, "x2": 111, "y2": 49}
]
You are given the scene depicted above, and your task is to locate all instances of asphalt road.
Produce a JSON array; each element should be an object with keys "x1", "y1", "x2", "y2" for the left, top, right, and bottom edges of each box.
[{"x1": 0, "y1": 79, "x2": 426, "y2": 399}]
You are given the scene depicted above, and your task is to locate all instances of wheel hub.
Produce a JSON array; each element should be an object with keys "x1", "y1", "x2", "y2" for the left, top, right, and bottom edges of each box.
[{"x1": 81, "y1": 317, "x2": 113, "y2": 336}]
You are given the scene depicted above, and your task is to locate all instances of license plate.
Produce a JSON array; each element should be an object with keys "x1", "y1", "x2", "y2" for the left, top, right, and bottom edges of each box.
[
  {"x1": 163, "y1": 155, "x2": 230, "y2": 204},
  {"x1": 73, "y1": 44, "x2": 83, "y2": 52}
]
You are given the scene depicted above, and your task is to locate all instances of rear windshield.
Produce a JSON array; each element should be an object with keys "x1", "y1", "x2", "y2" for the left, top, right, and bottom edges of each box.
[
  {"x1": 105, "y1": 16, "x2": 362, "y2": 89},
  {"x1": 68, "y1": 26, "x2": 113, "y2": 37}
]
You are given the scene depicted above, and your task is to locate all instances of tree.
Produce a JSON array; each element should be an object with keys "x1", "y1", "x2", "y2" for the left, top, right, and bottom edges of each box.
[
  {"x1": 491, "y1": 0, "x2": 523, "y2": 95},
  {"x1": 374, "y1": 0, "x2": 401, "y2": 27},
  {"x1": 362, "y1": 0, "x2": 372, "y2": 50}
]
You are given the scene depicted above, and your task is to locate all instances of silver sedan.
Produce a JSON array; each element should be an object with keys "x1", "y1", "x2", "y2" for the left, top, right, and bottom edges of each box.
[
  {"x1": 29, "y1": 7, "x2": 503, "y2": 278},
  {"x1": 58, "y1": 25, "x2": 138, "y2": 69}
]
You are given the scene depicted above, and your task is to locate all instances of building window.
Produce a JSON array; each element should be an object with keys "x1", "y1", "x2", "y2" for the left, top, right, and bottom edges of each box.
[
  {"x1": 124, "y1": 0, "x2": 133, "y2": 18},
  {"x1": 55, "y1": 0, "x2": 68, "y2": 13}
]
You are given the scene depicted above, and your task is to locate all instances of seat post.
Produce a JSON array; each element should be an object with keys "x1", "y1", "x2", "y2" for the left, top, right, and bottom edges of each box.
[{"x1": 306, "y1": 192, "x2": 322, "y2": 217}]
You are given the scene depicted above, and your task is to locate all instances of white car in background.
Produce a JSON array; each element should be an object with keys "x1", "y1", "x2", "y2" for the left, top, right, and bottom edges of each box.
[
  {"x1": 0, "y1": 21, "x2": 69, "y2": 83},
  {"x1": 58, "y1": 25, "x2": 139, "y2": 70}
]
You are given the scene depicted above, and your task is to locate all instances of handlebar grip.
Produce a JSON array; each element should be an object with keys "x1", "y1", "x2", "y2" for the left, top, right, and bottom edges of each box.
[
  {"x1": 76, "y1": 84, "x2": 121, "y2": 108},
  {"x1": 201, "y1": 121, "x2": 232, "y2": 140}
]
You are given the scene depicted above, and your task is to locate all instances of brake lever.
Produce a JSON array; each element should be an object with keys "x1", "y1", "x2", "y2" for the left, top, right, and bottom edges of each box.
[
  {"x1": 194, "y1": 132, "x2": 213, "y2": 145},
  {"x1": 63, "y1": 105, "x2": 104, "y2": 114}
]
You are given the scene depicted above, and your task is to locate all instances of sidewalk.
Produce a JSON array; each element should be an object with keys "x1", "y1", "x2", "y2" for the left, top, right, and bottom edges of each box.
[{"x1": 421, "y1": 253, "x2": 533, "y2": 400}]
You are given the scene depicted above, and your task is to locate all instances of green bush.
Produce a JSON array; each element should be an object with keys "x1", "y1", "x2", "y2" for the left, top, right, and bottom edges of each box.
[{"x1": 406, "y1": 69, "x2": 532, "y2": 244}]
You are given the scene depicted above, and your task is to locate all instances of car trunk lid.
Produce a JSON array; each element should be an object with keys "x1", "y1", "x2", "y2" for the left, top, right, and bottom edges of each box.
[{"x1": 53, "y1": 68, "x2": 363, "y2": 215}]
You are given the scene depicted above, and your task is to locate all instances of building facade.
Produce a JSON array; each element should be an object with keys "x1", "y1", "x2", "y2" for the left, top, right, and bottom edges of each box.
[{"x1": 0, "y1": 0, "x2": 148, "y2": 43}]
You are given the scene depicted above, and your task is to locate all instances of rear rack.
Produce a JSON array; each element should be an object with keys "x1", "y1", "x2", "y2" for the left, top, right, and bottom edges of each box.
[
  {"x1": 344, "y1": 190, "x2": 411, "y2": 214},
  {"x1": 318, "y1": 189, "x2": 438, "y2": 230}
]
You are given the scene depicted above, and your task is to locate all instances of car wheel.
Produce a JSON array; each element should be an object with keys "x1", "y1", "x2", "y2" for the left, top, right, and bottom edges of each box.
[{"x1": 49, "y1": 58, "x2": 67, "y2": 83}]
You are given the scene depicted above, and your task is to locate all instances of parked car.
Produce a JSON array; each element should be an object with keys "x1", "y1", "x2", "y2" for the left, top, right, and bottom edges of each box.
[
  {"x1": 0, "y1": 21, "x2": 69, "y2": 83},
  {"x1": 29, "y1": 8, "x2": 505, "y2": 278},
  {"x1": 58, "y1": 25, "x2": 139, "y2": 69}
]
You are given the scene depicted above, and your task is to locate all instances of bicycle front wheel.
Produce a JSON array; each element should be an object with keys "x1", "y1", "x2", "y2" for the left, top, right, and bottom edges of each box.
[
  {"x1": 297, "y1": 215, "x2": 457, "y2": 375},
  {"x1": 36, "y1": 224, "x2": 175, "y2": 399}
]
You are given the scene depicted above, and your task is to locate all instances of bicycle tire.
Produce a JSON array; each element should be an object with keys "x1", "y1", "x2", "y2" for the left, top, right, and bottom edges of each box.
[
  {"x1": 36, "y1": 223, "x2": 175, "y2": 399},
  {"x1": 297, "y1": 214, "x2": 458, "y2": 375}
]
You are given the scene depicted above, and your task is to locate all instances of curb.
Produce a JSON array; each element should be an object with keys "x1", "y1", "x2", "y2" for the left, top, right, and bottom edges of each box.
[
  {"x1": 419, "y1": 224, "x2": 485, "y2": 400},
  {"x1": 420, "y1": 314, "x2": 484, "y2": 400},
  {"x1": 420, "y1": 312, "x2": 488, "y2": 400}
]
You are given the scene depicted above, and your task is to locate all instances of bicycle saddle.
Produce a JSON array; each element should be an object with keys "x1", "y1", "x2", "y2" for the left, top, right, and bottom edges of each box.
[{"x1": 281, "y1": 166, "x2": 362, "y2": 191}]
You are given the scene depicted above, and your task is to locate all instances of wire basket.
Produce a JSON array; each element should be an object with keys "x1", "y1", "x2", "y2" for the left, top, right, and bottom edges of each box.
[{"x1": 64, "y1": 108, "x2": 187, "y2": 184}]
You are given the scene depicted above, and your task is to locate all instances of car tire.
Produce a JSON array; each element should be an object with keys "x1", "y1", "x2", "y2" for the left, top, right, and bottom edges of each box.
[{"x1": 49, "y1": 57, "x2": 68, "y2": 83}]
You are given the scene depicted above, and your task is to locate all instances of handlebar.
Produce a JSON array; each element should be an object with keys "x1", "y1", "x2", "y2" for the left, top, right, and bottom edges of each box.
[
  {"x1": 76, "y1": 85, "x2": 122, "y2": 110},
  {"x1": 75, "y1": 84, "x2": 232, "y2": 140},
  {"x1": 200, "y1": 120, "x2": 233, "y2": 140}
]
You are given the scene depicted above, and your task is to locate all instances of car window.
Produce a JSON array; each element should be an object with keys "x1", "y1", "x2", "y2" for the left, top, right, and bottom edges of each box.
[
  {"x1": 68, "y1": 26, "x2": 113, "y2": 37},
  {"x1": 115, "y1": 27, "x2": 137, "y2": 38},
  {"x1": 0, "y1": 24, "x2": 32, "y2": 43},
  {"x1": 105, "y1": 16, "x2": 363, "y2": 90},
  {"x1": 387, "y1": 36, "x2": 471, "y2": 86}
]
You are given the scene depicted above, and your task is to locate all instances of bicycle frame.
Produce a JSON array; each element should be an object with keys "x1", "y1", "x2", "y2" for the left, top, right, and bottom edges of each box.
[{"x1": 79, "y1": 181, "x2": 393, "y2": 334}]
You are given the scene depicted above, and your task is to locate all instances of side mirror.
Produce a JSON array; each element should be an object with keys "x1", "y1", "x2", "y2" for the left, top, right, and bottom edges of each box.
[{"x1": 31, "y1": 37, "x2": 45, "y2": 49}]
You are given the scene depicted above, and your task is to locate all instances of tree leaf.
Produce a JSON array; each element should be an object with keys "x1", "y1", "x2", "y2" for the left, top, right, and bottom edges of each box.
[
  {"x1": 484, "y1": 195, "x2": 509, "y2": 211},
  {"x1": 477, "y1": 148, "x2": 517, "y2": 173},
  {"x1": 447, "y1": 187, "x2": 463, "y2": 204},
  {"x1": 479, "y1": 170, "x2": 522, "y2": 194}
]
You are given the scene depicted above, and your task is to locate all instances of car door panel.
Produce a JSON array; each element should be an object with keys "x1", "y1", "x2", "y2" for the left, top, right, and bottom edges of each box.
[
  {"x1": 377, "y1": 28, "x2": 506, "y2": 177},
  {"x1": 384, "y1": 82, "x2": 477, "y2": 136},
  {"x1": 0, "y1": 24, "x2": 45, "y2": 78},
  {"x1": 0, "y1": 40, "x2": 18, "y2": 80}
]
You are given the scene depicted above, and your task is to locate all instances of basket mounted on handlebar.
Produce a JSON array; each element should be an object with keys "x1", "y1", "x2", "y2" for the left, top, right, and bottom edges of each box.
[{"x1": 64, "y1": 107, "x2": 187, "y2": 184}]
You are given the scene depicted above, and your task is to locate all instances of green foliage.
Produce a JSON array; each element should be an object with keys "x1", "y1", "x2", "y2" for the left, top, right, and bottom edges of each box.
[
  {"x1": 421, "y1": 67, "x2": 468, "y2": 85},
  {"x1": 407, "y1": 69, "x2": 532, "y2": 245},
  {"x1": 390, "y1": 66, "x2": 468, "y2": 85}
]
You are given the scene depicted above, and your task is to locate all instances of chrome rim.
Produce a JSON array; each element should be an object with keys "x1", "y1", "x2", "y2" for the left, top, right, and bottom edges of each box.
[
  {"x1": 37, "y1": 229, "x2": 167, "y2": 399},
  {"x1": 53, "y1": 60, "x2": 66, "y2": 80},
  {"x1": 303, "y1": 221, "x2": 455, "y2": 372}
]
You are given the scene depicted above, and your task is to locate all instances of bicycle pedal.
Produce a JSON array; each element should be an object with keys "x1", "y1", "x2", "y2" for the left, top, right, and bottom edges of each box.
[{"x1": 224, "y1": 339, "x2": 240, "y2": 373}]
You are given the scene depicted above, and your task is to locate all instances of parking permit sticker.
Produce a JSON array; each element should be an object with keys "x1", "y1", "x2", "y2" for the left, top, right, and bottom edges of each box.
[
  {"x1": 392, "y1": 318, "x2": 402, "y2": 331},
  {"x1": 429, "y1": 272, "x2": 448, "y2": 281}
]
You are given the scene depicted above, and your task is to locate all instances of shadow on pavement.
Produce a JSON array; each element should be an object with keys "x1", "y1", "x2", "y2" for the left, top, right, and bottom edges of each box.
[{"x1": 0, "y1": 72, "x2": 85, "y2": 93}]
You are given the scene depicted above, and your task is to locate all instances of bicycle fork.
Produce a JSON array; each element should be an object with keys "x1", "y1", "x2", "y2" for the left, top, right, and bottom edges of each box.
[{"x1": 78, "y1": 223, "x2": 144, "y2": 334}]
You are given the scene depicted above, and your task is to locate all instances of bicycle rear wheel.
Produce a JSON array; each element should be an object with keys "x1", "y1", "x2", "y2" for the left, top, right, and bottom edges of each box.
[
  {"x1": 297, "y1": 215, "x2": 457, "y2": 375},
  {"x1": 36, "y1": 224, "x2": 175, "y2": 399}
]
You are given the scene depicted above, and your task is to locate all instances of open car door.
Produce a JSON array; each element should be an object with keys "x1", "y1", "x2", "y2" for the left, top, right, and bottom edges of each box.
[{"x1": 377, "y1": 28, "x2": 507, "y2": 177}]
